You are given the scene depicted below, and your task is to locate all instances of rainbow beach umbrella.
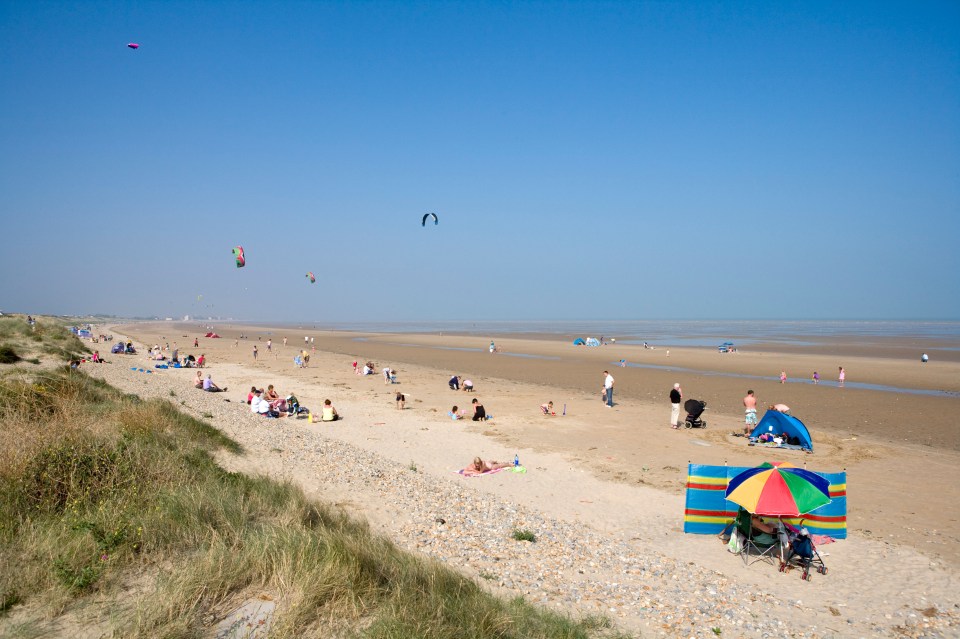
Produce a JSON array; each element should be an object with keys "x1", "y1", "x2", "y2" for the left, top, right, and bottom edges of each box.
[{"x1": 725, "y1": 462, "x2": 831, "y2": 517}]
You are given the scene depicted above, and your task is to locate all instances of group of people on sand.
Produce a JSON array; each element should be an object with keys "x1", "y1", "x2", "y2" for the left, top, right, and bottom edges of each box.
[
  {"x1": 195, "y1": 371, "x2": 226, "y2": 392},
  {"x1": 353, "y1": 360, "x2": 377, "y2": 376},
  {"x1": 779, "y1": 366, "x2": 845, "y2": 386},
  {"x1": 449, "y1": 397, "x2": 487, "y2": 422},
  {"x1": 739, "y1": 389, "x2": 794, "y2": 435},
  {"x1": 448, "y1": 375, "x2": 474, "y2": 392},
  {"x1": 243, "y1": 383, "x2": 314, "y2": 419}
]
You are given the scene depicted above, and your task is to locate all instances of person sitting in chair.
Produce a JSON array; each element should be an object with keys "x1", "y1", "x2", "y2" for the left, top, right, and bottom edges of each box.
[{"x1": 751, "y1": 514, "x2": 776, "y2": 535}]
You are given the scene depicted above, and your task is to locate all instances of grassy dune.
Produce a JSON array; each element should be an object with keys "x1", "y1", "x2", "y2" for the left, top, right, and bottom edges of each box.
[{"x1": 0, "y1": 319, "x2": 625, "y2": 638}]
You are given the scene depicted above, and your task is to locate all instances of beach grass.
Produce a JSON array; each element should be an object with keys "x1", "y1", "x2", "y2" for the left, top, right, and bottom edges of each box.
[{"x1": 0, "y1": 323, "x2": 626, "y2": 638}]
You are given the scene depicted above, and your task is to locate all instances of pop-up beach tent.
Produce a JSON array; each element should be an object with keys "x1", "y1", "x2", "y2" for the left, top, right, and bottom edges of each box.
[
  {"x1": 573, "y1": 338, "x2": 586, "y2": 345},
  {"x1": 585, "y1": 337, "x2": 601, "y2": 347},
  {"x1": 750, "y1": 411, "x2": 814, "y2": 451}
]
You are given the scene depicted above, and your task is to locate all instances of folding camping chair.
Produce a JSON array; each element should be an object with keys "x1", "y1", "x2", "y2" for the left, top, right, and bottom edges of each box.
[{"x1": 733, "y1": 508, "x2": 787, "y2": 567}]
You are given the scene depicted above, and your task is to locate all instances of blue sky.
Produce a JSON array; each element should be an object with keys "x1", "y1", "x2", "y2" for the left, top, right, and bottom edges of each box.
[{"x1": 1, "y1": 1, "x2": 958, "y2": 321}]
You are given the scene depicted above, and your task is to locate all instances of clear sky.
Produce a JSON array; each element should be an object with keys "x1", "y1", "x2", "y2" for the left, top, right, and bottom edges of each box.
[{"x1": 1, "y1": 1, "x2": 958, "y2": 322}]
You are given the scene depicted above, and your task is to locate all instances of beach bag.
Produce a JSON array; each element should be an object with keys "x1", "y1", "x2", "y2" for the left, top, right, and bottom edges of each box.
[{"x1": 727, "y1": 530, "x2": 744, "y2": 554}]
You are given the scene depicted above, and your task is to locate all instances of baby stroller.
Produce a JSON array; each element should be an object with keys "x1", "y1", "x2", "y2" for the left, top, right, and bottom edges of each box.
[
  {"x1": 779, "y1": 523, "x2": 828, "y2": 581},
  {"x1": 683, "y1": 399, "x2": 707, "y2": 429}
]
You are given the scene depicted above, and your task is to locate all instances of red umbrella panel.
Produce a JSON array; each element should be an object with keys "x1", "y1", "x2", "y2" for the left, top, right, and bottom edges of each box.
[{"x1": 725, "y1": 462, "x2": 831, "y2": 517}]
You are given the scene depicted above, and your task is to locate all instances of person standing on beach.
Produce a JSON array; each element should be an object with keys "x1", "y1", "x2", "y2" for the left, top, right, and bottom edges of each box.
[
  {"x1": 603, "y1": 370, "x2": 615, "y2": 408},
  {"x1": 838, "y1": 366, "x2": 845, "y2": 386},
  {"x1": 283, "y1": 337, "x2": 288, "y2": 347},
  {"x1": 670, "y1": 383, "x2": 682, "y2": 428},
  {"x1": 266, "y1": 339, "x2": 272, "y2": 352},
  {"x1": 396, "y1": 392, "x2": 405, "y2": 410},
  {"x1": 780, "y1": 370, "x2": 787, "y2": 384},
  {"x1": 253, "y1": 345, "x2": 258, "y2": 360},
  {"x1": 743, "y1": 390, "x2": 758, "y2": 435},
  {"x1": 812, "y1": 371, "x2": 820, "y2": 384}
]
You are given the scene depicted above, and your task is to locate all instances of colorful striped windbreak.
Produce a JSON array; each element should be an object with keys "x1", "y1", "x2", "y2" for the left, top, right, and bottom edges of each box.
[{"x1": 684, "y1": 463, "x2": 847, "y2": 538}]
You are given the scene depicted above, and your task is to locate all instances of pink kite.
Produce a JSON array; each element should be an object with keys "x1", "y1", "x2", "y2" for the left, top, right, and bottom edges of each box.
[{"x1": 127, "y1": 43, "x2": 139, "y2": 49}]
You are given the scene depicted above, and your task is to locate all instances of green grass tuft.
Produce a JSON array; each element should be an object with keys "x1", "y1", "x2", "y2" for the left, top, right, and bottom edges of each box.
[{"x1": 511, "y1": 529, "x2": 537, "y2": 542}]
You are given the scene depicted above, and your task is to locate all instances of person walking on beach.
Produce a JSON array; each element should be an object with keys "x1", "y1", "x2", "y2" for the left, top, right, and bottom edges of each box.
[
  {"x1": 780, "y1": 370, "x2": 787, "y2": 384},
  {"x1": 266, "y1": 339, "x2": 272, "y2": 352},
  {"x1": 603, "y1": 370, "x2": 615, "y2": 408},
  {"x1": 812, "y1": 371, "x2": 820, "y2": 384},
  {"x1": 396, "y1": 392, "x2": 405, "y2": 410},
  {"x1": 669, "y1": 383, "x2": 682, "y2": 428},
  {"x1": 253, "y1": 345, "x2": 258, "y2": 360},
  {"x1": 838, "y1": 366, "x2": 845, "y2": 387},
  {"x1": 743, "y1": 390, "x2": 758, "y2": 435},
  {"x1": 283, "y1": 337, "x2": 287, "y2": 347}
]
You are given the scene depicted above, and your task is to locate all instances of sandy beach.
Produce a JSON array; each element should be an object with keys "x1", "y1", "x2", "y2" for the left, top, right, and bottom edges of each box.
[{"x1": 85, "y1": 321, "x2": 960, "y2": 637}]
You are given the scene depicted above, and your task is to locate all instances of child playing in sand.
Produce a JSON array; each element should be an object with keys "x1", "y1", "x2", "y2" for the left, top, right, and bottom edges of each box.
[
  {"x1": 449, "y1": 405, "x2": 464, "y2": 420},
  {"x1": 541, "y1": 401, "x2": 556, "y2": 416},
  {"x1": 396, "y1": 392, "x2": 405, "y2": 410}
]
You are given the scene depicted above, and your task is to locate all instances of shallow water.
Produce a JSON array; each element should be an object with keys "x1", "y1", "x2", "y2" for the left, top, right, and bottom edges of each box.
[{"x1": 617, "y1": 361, "x2": 955, "y2": 397}]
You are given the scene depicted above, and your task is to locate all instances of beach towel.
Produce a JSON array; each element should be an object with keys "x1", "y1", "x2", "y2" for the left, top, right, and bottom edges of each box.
[
  {"x1": 748, "y1": 441, "x2": 808, "y2": 452},
  {"x1": 458, "y1": 467, "x2": 506, "y2": 477},
  {"x1": 457, "y1": 465, "x2": 526, "y2": 477}
]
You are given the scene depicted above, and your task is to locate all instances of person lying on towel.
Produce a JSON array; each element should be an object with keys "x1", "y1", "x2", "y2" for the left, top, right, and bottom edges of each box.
[{"x1": 462, "y1": 457, "x2": 513, "y2": 476}]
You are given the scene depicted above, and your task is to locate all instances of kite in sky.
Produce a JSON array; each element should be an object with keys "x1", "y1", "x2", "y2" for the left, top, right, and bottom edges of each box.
[
  {"x1": 232, "y1": 246, "x2": 245, "y2": 268},
  {"x1": 127, "y1": 43, "x2": 139, "y2": 49},
  {"x1": 421, "y1": 212, "x2": 438, "y2": 227},
  {"x1": 306, "y1": 272, "x2": 316, "y2": 284}
]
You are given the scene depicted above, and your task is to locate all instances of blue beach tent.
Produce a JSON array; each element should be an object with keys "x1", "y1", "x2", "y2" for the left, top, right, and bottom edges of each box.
[
  {"x1": 750, "y1": 411, "x2": 814, "y2": 451},
  {"x1": 573, "y1": 338, "x2": 586, "y2": 345}
]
